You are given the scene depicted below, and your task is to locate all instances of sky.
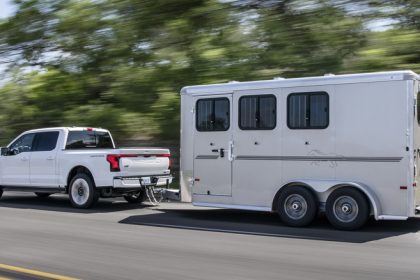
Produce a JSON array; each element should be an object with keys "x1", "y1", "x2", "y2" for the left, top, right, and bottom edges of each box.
[{"x1": 0, "y1": 0, "x2": 15, "y2": 19}]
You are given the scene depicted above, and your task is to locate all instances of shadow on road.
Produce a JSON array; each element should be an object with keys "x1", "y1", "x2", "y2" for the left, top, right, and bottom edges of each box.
[
  {"x1": 0, "y1": 193, "x2": 149, "y2": 213},
  {"x1": 119, "y1": 208, "x2": 420, "y2": 243}
]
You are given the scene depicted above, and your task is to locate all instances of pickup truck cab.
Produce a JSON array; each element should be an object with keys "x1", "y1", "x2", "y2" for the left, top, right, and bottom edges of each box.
[{"x1": 0, "y1": 127, "x2": 172, "y2": 208}]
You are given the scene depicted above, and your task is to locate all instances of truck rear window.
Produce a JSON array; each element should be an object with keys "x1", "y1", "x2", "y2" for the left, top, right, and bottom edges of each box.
[{"x1": 66, "y1": 131, "x2": 114, "y2": 149}]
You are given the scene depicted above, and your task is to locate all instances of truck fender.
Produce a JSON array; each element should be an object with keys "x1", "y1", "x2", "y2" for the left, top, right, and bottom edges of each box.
[{"x1": 64, "y1": 163, "x2": 96, "y2": 188}]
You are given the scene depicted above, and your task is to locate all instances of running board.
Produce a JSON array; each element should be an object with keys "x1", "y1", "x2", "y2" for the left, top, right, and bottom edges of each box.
[{"x1": 377, "y1": 215, "x2": 408, "y2": 220}]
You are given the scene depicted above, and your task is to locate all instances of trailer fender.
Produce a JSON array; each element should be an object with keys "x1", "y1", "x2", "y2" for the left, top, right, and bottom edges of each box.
[{"x1": 273, "y1": 180, "x2": 382, "y2": 219}]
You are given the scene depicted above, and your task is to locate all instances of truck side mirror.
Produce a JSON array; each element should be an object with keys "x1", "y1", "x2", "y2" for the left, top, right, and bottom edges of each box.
[{"x1": 0, "y1": 147, "x2": 9, "y2": 156}]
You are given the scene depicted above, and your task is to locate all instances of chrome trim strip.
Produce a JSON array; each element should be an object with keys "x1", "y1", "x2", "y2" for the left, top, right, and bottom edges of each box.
[
  {"x1": 235, "y1": 155, "x2": 403, "y2": 162},
  {"x1": 195, "y1": 155, "x2": 219, "y2": 159},
  {"x1": 192, "y1": 202, "x2": 271, "y2": 212}
]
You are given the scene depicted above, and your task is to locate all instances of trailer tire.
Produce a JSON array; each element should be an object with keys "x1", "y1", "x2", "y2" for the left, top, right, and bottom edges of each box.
[
  {"x1": 326, "y1": 187, "x2": 369, "y2": 230},
  {"x1": 277, "y1": 187, "x2": 317, "y2": 227},
  {"x1": 69, "y1": 173, "x2": 99, "y2": 209},
  {"x1": 123, "y1": 191, "x2": 145, "y2": 204},
  {"x1": 35, "y1": 192, "x2": 52, "y2": 198}
]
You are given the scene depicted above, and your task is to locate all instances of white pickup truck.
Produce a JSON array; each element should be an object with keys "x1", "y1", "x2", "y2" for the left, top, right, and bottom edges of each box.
[{"x1": 0, "y1": 127, "x2": 172, "y2": 208}]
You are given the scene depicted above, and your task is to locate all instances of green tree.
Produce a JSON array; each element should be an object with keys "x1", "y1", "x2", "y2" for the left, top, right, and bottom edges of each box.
[{"x1": 0, "y1": 0, "x2": 416, "y2": 144}]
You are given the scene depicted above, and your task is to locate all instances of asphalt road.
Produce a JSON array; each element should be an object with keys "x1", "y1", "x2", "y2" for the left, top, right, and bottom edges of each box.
[{"x1": 0, "y1": 192, "x2": 420, "y2": 280}]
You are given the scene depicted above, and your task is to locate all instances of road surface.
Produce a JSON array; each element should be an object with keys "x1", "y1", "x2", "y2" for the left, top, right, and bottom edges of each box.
[{"x1": 0, "y1": 192, "x2": 419, "y2": 280}]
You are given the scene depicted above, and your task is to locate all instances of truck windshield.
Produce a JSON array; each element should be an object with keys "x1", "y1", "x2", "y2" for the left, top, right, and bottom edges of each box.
[{"x1": 66, "y1": 131, "x2": 114, "y2": 149}]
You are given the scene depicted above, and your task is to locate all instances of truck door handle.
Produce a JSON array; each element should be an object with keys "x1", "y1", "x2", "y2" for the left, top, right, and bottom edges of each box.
[
  {"x1": 211, "y1": 149, "x2": 224, "y2": 158},
  {"x1": 220, "y1": 148, "x2": 225, "y2": 158}
]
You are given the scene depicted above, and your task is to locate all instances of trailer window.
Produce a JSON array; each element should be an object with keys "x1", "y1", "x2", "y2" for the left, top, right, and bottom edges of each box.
[
  {"x1": 196, "y1": 98, "x2": 230, "y2": 132},
  {"x1": 287, "y1": 92, "x2": 329, "y2": 129},
  {"x1": 239, "y1": 95, "x2": 276, "y2": 130}
]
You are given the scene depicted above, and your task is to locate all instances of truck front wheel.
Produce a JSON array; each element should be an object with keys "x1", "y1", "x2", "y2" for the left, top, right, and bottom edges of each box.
[{"x1": 69, "y1": 173, "x2": 99, "y2": 209}]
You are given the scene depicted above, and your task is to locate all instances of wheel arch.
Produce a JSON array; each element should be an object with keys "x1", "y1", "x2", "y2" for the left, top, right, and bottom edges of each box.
[
  {"x1": 271, "y1": 181, "x2": 317, "y2": 211},
  {"x1": 325, "y1": 182, "x2": 381, "y2": 219},
  {"x1": 66, "y1": 166, "x2": 96, "y2": 193},
  {"x1": 272, "y1": 180, "x2": 381, "y2": 219}
]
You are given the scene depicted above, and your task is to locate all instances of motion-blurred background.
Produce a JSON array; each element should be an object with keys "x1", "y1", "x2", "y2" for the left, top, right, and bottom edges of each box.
[{"x1": 0, "y1": 0, "x2": 418, "y2": 173}]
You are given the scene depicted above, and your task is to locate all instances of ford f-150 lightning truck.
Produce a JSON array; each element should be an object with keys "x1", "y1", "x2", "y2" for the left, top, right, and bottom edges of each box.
[{"x1": 0, "y1": 127, "x2": 172, "y2": 208}]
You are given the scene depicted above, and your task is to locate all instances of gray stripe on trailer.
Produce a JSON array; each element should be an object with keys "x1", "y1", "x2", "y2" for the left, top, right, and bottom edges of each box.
[
  {"x1": 195, "y1": 155, "x2": 219, "y2": 159},
  {"x1": 235, "y1": 156, "x2": 403, "y2": 162}
]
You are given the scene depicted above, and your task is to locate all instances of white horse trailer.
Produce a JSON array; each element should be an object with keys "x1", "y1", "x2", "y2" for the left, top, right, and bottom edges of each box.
[{"x1": 180, "y1": 71, "x2": 420, "y2": 230}]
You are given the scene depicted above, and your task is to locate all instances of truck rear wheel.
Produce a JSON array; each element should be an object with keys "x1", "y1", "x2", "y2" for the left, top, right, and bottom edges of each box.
[
  {"x1": 35, "y1": 192, "x2": 52, "y2": 198},
  {"x1": 277, "y1": 187, "x2": 317, "y2": 227},
  {"x1": 123, "y1": 191, "x2": 145, "y2": 204},
  {"x1": 325, "y1": 187, "x2": 369, "y2": 230},
  {"x1": 69, "y1": 173, "x2": 99, "y2": 209}
]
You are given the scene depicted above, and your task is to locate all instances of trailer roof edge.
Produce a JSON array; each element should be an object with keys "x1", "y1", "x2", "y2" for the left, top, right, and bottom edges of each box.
[{"x1": 180, "y1": 70, "x2": 419, "y2": 96}]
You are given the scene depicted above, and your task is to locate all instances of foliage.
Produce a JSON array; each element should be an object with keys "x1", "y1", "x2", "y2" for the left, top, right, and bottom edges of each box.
[{"x1": 0, "y1": 0, "x2": 418, "y2": 144}]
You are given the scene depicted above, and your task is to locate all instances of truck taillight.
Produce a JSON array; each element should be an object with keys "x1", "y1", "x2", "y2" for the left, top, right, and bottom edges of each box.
[{"x1": 106, "y1": 154, "x2": 121, "y2": 172}]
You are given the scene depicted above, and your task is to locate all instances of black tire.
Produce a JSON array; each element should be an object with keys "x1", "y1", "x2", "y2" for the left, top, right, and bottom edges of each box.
[
  {"x1": 35, "y1": 192, "x2": 53, "y2": 198},
  {"x1": 123, "y1": 191, "x2": 145, "y2": 204},
  {"x1": 68, "y1": 173, "x2": 99, "y2": 209},
  {"x1": 277, "y1": 186, "x2": 318, "y2": 227},
  {"x1": 325, "y1": 187, "x2": 369, "y2": 230},
  {"x1": 0, "y1": 188, "x2": 3, "y2": 200}
]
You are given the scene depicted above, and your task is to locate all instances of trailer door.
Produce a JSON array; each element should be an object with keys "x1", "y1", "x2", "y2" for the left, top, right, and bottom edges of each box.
[{"x1": 193, "y1": 94, "x2": 232, "y2": 196}]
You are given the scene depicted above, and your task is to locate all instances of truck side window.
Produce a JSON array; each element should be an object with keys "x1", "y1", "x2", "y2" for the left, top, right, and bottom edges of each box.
[
  {"x1": 196, "y1": 98, "x2": 230, "y2": 132},
  {"x1": 33, "y1": 131, "x2": 59, "y2": 152},
  {"x1": 287, "y1": 92, "x2": 329, "y2": 129},
  {"x1": 239, "y1": 95, "x2": 276, "y2": 130},
  {"x1": 8, "y1": 133, "x2": 35, "y2": 154}
]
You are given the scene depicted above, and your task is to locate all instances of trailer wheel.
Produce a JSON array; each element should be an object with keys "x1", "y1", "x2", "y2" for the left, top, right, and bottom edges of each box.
[
  {"x1": 35, "y1": 192, "x2": 53, "y2": 198},
  {"x1": 277, "y1": 187, "x2": 317, "y2": 227},
  {"x1": 69, "y1": 173, "x2": 99, "y2": 209},
  {"x1": 123, "y1": 191, "x2": 145, "y2": 204},
  {"x1": 326, "y1": 187, "x2": 369, "y2": 230}
]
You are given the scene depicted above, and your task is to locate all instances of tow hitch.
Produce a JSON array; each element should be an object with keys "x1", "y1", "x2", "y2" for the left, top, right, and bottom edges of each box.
[{"x1": 140, "y1": 177, "x2": 179, "y2": 206}]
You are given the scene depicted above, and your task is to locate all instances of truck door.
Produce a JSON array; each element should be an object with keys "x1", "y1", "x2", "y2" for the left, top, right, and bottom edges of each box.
[
  {"x1": 1, "y1": 133, "x2": 35, "y2": 186},
  {"x1": 30, "y1": 131, "x2": 60, "y2": 187},
  {"x1": 193, "y1": 94, "x2": 232, "y2": 196}
]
